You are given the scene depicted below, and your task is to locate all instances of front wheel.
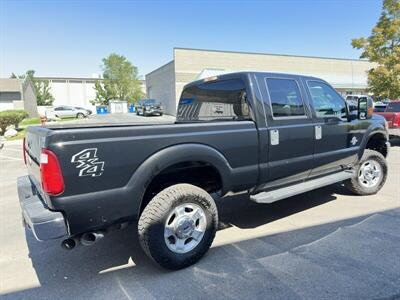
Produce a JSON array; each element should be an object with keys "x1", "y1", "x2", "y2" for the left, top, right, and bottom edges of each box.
[
  {"x1": 138, "y1": 184, "x2": 218, "y2": 270},
  {"x1": 76, "y1": 113, "x2": 85, "y2": 119},
  {"x1": 344, "y1": 149, "x2": 387, "y2": 195}
]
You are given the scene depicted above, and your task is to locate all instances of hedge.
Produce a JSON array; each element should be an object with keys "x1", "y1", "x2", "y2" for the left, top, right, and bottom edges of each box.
[{"x1": 0, "y1": 110, "x2": 29, "y2": 135}]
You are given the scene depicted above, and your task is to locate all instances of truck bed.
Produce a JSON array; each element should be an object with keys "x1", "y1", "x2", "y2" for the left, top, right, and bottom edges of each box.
[{"x1": 24, "y1": 120, "x2": 259, "y2": 233}]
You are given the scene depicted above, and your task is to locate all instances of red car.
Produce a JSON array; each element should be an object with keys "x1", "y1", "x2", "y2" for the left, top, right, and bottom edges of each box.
[{"x1": 375, "y1": 100, "x2": 400, "y2": 139}]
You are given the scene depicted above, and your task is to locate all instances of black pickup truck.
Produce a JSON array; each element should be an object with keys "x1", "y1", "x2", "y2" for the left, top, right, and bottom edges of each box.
[{"x1": 18, "y1": 72, "x2": 390, "y2": 269}]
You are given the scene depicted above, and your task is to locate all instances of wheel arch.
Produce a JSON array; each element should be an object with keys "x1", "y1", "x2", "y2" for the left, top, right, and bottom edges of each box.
[
  {"x1": 360, "y1": 129, "x2": 389, "y2": 158},
  {"x1": 128, "y1": 143, "x2": 233, "y2": 217}
]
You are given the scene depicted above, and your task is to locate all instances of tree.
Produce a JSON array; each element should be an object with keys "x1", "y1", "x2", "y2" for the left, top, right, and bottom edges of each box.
[
  {"x1": 10, "y1": 70, "x2": 55, "y2": 106},
  {"x1": 92, "y1": 53, "x2": 144, "y2": 105},
  {"x1": 352, "y1": 0, "x2": 400, "y2": 100}
]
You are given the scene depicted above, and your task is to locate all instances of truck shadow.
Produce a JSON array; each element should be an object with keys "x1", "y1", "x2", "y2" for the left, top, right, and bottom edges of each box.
[
  {"x1": 217, "y1": 184, "x2": 339, "y2": 229},
  {"x1": 6, "y1": 184, "x2": 371, "y2": 298},
  {"x1": 390, "y1": 138, "x2": 400, "y2": 147}
]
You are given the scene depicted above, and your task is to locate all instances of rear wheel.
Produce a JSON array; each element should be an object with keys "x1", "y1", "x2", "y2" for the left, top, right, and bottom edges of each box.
[
  {"x1": 345, "y1": 149, "x2": 387, "y2": 195},
  {"x1": 138, "y1": 184, "x2": 218, "y2": 270}
]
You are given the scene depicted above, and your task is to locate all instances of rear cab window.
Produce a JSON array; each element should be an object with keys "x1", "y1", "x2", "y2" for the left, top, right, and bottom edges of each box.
[
  {"x1": 385, "y1": 102, "x2": 400, "y2": 112},
  {"x1": 177, "y1": 78, "x2": 251, "y2": 122}
]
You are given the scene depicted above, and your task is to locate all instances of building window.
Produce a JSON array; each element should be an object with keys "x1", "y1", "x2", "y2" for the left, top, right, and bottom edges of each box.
[{"x1": 0, "y1": 92, "x2": 21, "y2": 101}]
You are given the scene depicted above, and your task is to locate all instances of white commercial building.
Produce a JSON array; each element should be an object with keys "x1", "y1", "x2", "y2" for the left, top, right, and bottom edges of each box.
[
  {"x1": 146, "y1": 48, "x2": 374, "y2": 116},
  {"x1": 37, "y1": 77, "x2": 146, "y2": 112}
]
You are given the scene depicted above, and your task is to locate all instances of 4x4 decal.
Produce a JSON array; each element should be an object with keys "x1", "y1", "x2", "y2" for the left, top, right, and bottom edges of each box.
[{"x1": 71, "y1": 148, "x2": 105, "y2": 177}]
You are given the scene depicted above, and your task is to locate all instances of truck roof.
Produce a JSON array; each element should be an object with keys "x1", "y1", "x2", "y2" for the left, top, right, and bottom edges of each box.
[{"x1": 184, "y1": 71, "x2": 324, "y2": 89}]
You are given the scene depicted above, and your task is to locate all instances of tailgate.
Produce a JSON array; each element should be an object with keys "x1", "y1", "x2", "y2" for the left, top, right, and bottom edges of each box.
[{"x1": 24, "y1": 126, "x2": 52, "y2": 195}]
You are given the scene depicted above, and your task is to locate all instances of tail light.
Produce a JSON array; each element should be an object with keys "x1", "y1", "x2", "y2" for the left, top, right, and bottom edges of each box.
[
  {"x1": 23, "y1": 137, "x2": 27, "y2": 165},
  {"x1": 40, "y1": 149, "x2": 64, "y2": 195},
  {"x1": 393, "y1": 114, "x2": 400, "y2": 127}
]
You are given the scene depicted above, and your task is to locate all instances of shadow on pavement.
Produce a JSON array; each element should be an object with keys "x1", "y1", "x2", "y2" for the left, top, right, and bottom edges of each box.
[
  {"x1": 4, "y1": 183, "x2": 387, "y2": 299},
  {"x1": 390, "y1": 138, "x2": 400, "y2": 147},
  {"x1": 217, "y1": 184, "x2": 340, "y2": 229}
]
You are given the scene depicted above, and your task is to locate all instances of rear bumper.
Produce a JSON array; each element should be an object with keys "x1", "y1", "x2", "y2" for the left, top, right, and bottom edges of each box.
[{"x1": 18, "y1": 176, "x2": 68, "y2": 241}]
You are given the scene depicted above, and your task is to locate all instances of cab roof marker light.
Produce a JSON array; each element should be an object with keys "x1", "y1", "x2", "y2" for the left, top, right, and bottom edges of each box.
[{"x1": 203, "y1": 76, "x2": 218, "y2": 83}]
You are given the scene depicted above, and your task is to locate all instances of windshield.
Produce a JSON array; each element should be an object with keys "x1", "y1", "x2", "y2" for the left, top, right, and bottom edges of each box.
[{"x1": 144, "y1": 100, "x2": 156, "y2": 105}]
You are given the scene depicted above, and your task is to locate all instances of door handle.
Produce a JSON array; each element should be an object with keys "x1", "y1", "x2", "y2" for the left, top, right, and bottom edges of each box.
[
  {"x1": 270, "y1": 129, "x2": 279, "y2": 145},
  {"x1": 315, "y1": 126, "x2": 322, "y2": 140}
]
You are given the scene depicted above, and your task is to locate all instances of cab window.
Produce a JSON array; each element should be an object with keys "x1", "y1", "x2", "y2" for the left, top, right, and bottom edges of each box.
[
  {"x1": 265, "y1": 78, "x2": 305, "y2": 118},
  {"x1": 177, "y1": 78, "x2": 250, "y2": 122},
  {"x1": 307, "y1": 81, "x2": 347, "y2": 120}
]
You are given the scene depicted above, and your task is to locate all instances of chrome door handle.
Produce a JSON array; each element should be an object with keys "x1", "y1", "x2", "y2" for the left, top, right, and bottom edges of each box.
[
  {"x1": 270, "y1": 129, "x2": 279, "y2": 145},
  {"x1": 315, "y1": 126, "x2": 322, "y2": 140}
]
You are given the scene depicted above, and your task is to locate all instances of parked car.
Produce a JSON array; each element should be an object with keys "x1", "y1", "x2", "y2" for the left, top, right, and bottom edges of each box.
[
  {"x1": 374, "y1": 100, "x2": 400, "y2": 139},
  {"x1": 373, "y1": 102, "x2": 388, "y2": 113},
  {"x1": 75, "y1": 106, "x2": 93, "y2": 115},
  {"x1": 19, "y1": 72, "x2": 389, "y2": 270},
  {"x1": 136, "y1": 99, "x2": 164, "y2": 116},
  {"x1": 345, "y1": 94, "x2": 370, "y2": 102},
  {"x1": 46, "y1": 106, "x2": 90, "y2": 119},
  {"x1": 345, "y1": 95, "x2": 373, "y2": 112}
]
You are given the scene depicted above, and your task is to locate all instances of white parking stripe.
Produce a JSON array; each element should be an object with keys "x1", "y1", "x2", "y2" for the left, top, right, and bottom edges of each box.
[
  {"x1": 0, "y1": 155, "x2": 23, "y2": 161},
  {"x1": 3, "y1": 148, "x2": 22, "y2": 152}
]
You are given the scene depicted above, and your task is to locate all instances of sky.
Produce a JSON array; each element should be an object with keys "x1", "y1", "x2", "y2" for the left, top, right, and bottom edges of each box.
[{"x1": 1, "y1": 0, "x2": 382, "y2": 78}]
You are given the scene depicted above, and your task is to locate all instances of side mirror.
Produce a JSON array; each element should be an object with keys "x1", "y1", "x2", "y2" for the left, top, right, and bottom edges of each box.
[{"x1": 358, "y1": 97, "x2": 373, "y2": 120}]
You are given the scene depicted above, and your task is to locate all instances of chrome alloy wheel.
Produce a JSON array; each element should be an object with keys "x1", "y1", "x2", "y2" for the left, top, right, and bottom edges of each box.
[
  {"x1": 164, "y1": 203, "x2": 207, "y2": 254},
  {"x1": 358, "y1": 159, "x2": 382, "y2": 188}
]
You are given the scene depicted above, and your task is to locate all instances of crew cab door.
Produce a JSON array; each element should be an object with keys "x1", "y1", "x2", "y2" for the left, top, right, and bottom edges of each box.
[
  {"x1": 258, "y1": 76, "x2": 315, "y2": 189},
  {"x1": 303, "y1": 80, "x2": 359, "y2": 177}
]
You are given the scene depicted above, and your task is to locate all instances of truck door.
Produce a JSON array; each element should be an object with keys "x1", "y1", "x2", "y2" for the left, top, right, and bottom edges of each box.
[
  {"x1": 258, "y1": 76, "x2": 315, "y2": 189},
  {"x1": 303, "y1": 80, "x2": 359, "y2": 177}
]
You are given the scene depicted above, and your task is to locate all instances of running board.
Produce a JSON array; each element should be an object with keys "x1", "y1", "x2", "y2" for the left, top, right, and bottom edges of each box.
[{"x1": 250, "y1": 170, "x2": 354, "y2": 204}]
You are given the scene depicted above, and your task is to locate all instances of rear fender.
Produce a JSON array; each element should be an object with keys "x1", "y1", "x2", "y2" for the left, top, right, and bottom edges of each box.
[{"x1": 129, "y1": 143, "x2": 233, "y2": 216}]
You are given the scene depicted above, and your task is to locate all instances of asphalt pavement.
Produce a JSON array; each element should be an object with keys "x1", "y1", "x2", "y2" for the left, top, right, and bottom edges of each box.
[{"x1": 0, "y1": 132, "x2": 399, "y2": 299}]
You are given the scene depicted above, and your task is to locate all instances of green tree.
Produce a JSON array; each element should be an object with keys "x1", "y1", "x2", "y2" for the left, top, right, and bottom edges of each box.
[
  {"x1": 352, "y1": 0, "x2": 400, "y2": 100},
  {"x1": 10, "y1": 70, "x2": 54, "y2": 106},
  {"x1": 92, "y1": 53, "x2": 144, "y2": 105}
]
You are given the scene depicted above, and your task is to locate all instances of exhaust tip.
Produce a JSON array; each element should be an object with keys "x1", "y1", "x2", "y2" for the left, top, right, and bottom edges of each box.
[
  {"x1": 80, "y1": 231, "x2": 104, "y2": 246},
  {"x1": 61, "y1": 238, "x2": 76, "y2": 250}
]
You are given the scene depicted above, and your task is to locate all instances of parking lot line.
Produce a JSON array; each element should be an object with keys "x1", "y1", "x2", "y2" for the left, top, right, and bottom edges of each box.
[
  {"x1": 0, "y1": 155, "x2": 23, "y2": 161},
  {"x1": 3, "y1": 148, "x2": 22, "y2": 152}
]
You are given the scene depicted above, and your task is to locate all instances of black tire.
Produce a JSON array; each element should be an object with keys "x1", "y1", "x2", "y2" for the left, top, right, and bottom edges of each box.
[
  {"x1": 344, "y1": 149, "x2": 387, "y2": 195},
  {"x1": 76, "y1": 113, "x2": 85, "y2": 119},
  {"x1": 136, "y1": 111, "x2": 139, "y2": 115},
  {"x1": 138, "y1": 183, "x2": 218, "y2": 270},
  {"x1": 159, "y1": 113, "x2": 163, "y2": 116}
]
